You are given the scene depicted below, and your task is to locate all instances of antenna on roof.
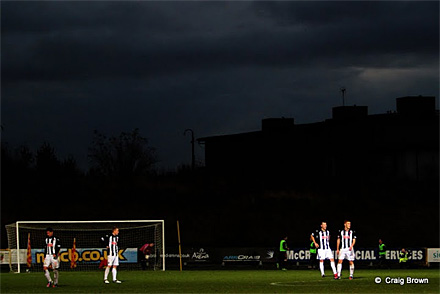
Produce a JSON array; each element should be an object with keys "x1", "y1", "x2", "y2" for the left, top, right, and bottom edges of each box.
[{"x1": 340, "y1": 87, "x2": 346, "y2": 106}]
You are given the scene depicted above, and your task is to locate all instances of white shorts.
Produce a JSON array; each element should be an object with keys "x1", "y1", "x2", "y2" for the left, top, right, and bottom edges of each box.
[
  {"x1": 43, "y1": 255, "x2": 59, "y2": 269},
  {"x1": 338, "y1": 248, "x2": 355, "y2": 261},
  {"x1": 107, "y1": 255, "x2": 119, "y2": 266},
  {"x1": 317, "y1": 249, "x2": 334, "y2": 260}
]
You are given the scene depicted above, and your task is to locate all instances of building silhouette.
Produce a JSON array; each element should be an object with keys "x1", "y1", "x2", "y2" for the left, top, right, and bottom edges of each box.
[{"x1": 197, "y1": 96, "x2": 439, "y2": 186}]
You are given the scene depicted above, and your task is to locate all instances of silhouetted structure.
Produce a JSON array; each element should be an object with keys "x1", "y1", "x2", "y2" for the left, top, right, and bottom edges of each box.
[{"x1": 198, "y1": 96, "x2": 439, "y2": 186}]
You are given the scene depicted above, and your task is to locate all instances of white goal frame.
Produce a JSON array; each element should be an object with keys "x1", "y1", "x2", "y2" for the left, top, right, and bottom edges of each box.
[{"x1": 11, "y1": 220, "x2": 165, "y2": 273}]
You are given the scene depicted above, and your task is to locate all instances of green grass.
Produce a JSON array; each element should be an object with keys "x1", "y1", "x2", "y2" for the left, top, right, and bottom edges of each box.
[{"x1": 1, "y1": 269, "x2": 439, "y2": 293}]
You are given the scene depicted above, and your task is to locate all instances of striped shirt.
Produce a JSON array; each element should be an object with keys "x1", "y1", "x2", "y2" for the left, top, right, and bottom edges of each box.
[
  {"x1": 338, "y1": 229, "x2": 356, "y2": 249},
  {"x1": 44, "y1": 236, "x2": 61, "y2": 256},
  {"x1": 312, "y1": 229, "x2": 331, "y2": 250},
  {"x1": 106, "y1": 234, "x2": 119, "y2": 256}
]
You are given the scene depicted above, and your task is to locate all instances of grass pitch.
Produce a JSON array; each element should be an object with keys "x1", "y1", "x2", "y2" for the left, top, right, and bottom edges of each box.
[{"x1": 1, "y1": 269, "x2": 439, "y2": 293}]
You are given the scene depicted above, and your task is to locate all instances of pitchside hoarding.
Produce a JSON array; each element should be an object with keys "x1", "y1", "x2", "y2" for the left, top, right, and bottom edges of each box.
[
  {"x1": 427, "y1": 248, "x2": 440, "y2": 263},
  {"x1": 0, "y1": 250, "x2": 13, "y2": 265},
  {"x1": 30, "y1": 248, "x2": 138, "y2": 264},
  {"x1": 10, "y1": 247, "x2": 427, "y2": 265},
  {"x1": 285, "y1": 248, "x2": 425, "y2": 262}
]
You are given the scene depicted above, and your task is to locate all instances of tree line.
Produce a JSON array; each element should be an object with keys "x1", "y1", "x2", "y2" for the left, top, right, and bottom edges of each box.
[{"x1": 2, "y1": 128, "x2": 158, "y2": 179}]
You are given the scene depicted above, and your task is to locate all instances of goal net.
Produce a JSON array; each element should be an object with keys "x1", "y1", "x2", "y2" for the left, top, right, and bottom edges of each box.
[{"x1": 5, "y1": 220, "x2": 165, "y2": 273}]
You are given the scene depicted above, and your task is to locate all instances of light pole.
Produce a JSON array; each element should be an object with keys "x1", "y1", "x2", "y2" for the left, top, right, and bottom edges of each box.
[
  {"x1": 184, "y1": 129, "x2": 195, "y2": 170},
  {"x1": 340, "y1": 87, "x2": 346, "y2": 106}
]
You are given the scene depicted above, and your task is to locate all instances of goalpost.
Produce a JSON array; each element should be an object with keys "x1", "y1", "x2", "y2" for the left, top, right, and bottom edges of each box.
[{"x1": 5, "y1": 220, "x2": 165, "y2": 273}]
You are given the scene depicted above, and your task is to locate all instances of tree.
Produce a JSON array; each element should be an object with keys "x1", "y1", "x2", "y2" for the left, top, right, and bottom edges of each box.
[
  {"x1": 88, "y1": 128, "x2": 158, "y2": 177},
  {"x1": 35, "y1": 142, "x2": 60, "y2": 176},
  {"x1": 1, "y1": 143, "x2": 34, "y2": 184}
]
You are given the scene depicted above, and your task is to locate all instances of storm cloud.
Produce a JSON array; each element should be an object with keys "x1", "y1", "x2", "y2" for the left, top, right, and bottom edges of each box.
[{"x1": 2, "y1": 1, "x2": 438, "y2": 170}]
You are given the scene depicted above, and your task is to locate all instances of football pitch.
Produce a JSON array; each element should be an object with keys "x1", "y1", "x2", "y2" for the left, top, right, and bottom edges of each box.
[{"x1": 1, "y1": 269, "x2": 439, "y2": 293}]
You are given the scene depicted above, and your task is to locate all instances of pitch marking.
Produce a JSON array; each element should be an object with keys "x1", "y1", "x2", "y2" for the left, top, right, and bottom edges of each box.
[{"x1": 270, "y1": 281, "x2": 326, "y2": 287}]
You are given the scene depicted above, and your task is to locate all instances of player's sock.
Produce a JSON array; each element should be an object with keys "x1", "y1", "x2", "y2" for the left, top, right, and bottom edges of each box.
[
  {"x1": 104, "y1": 267, "x2": 110, "y2": 280},
  {"x1": 112, "y1": 267, "x2": 117, "y2": 281},
  {"x1": 330, "y1": 261, "x2": 337, "y2": 275},
  {"x1": 53, "y1": 270, "x2": 59, "y2": 284},
  {"x1": 44, "y1": 270, "x2": 52, "y2": 282},
  {"x1": 319, "y1": 262, "x2": 325, "y2": 276},
  {"x1": 349, "y1": 264, "x2": 354, "y2": 276},
  {"x1": 337, "y1": 263, "x2": 342, "y2": 276}
]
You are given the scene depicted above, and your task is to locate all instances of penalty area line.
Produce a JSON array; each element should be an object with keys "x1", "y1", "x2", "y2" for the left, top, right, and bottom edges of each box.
[{"x1": 270, "y1": 281, "x2": 326, "y2": 286}]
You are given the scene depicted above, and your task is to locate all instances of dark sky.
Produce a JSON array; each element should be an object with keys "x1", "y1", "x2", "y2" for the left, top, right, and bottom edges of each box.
[{"x1": 2, "y1": 1, "x2": 439, "y2": 171}]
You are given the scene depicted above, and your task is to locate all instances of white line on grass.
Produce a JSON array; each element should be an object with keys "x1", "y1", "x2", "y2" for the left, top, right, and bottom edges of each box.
[{"x1": 270, "y1": 281, "x2": 327, "y2": 287}]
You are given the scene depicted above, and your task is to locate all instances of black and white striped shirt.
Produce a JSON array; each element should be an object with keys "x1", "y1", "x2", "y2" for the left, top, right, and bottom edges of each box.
[
  {"x1": 312, "y1": 230, "x2": 331, "y2": 250},
  {"x1": 106, "y1": 234, "x2": 119, "y2": 256},
  {"x1": 338, "y1": 229, "x2": 356, "y2": 249},
  {"x1": 44, "y1": 237, "x2": 61, "y2": 256}
]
